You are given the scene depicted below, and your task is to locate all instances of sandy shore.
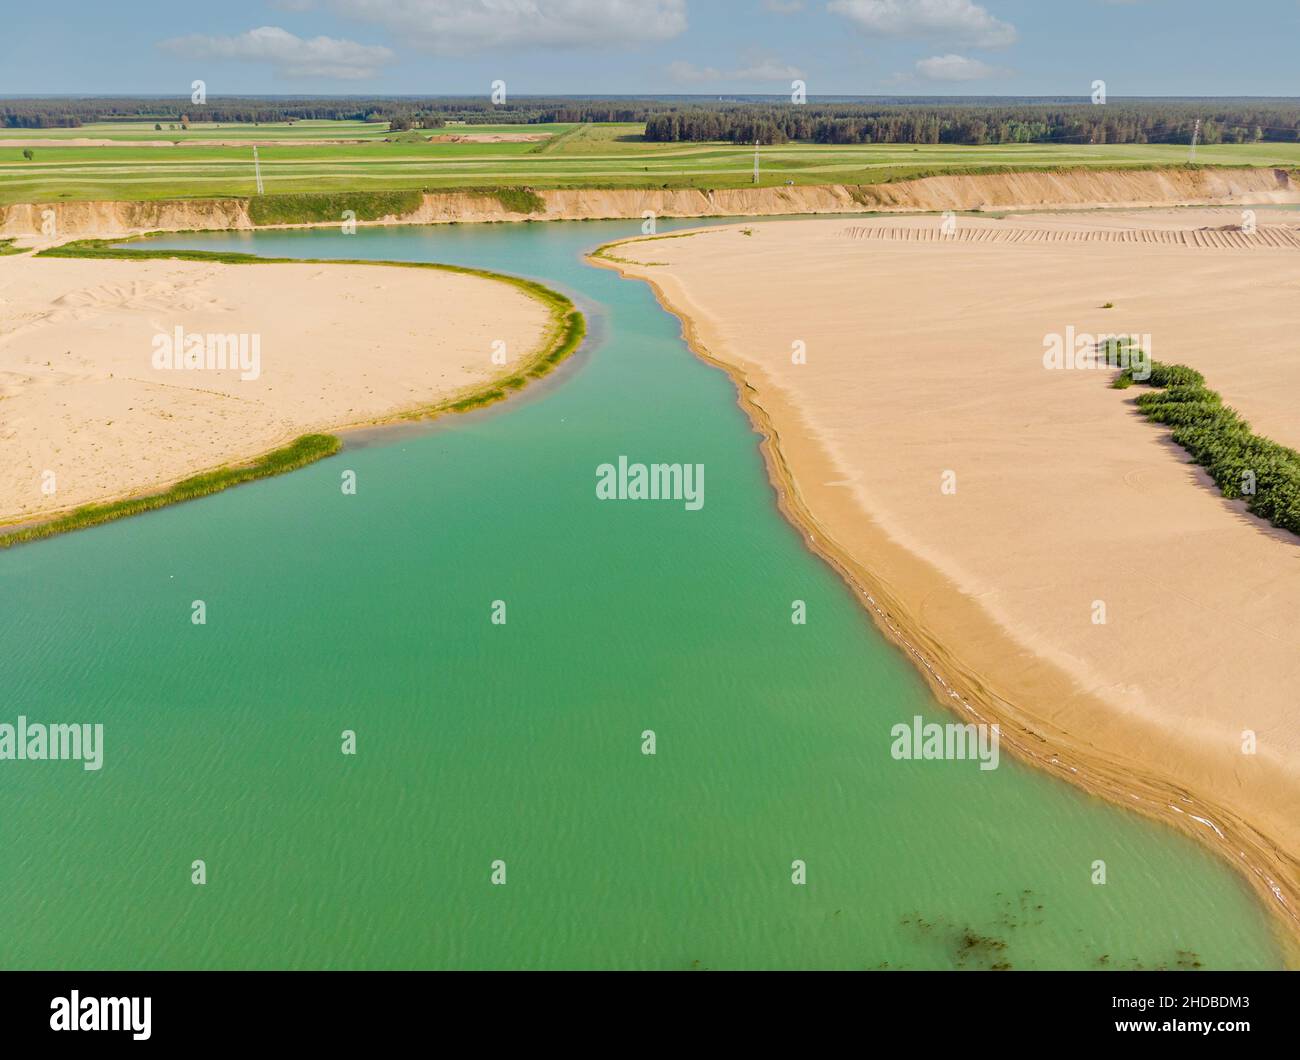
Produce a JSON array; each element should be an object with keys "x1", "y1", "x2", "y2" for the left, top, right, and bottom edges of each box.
[
  {"x1": 593, "y1": 209, "x2": 1300, "y2": 952},
  {"x1": 0, "y1": 250, "x2": 553, "y2": 525}
]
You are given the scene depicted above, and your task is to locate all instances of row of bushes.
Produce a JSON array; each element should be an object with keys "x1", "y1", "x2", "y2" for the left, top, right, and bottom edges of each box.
[{"x1": 1112, "y1": 349, "x2": 1299, "y2": 536}]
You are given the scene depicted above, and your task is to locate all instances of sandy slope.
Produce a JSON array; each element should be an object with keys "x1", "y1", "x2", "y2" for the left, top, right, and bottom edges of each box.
[
  {"x1": 0, "y1": 252, "x2": 552, "y2": 524},
  {"x1": 3, "y1": 167, "x2": 1295, "y2": 241},
  {"x1": 595, "y1": 209, "x2": 1300, "y2": 942}
]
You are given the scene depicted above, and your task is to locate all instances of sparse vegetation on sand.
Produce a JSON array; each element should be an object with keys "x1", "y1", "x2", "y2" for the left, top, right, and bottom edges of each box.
[
  {"x1": 8, "y1": 239, "x2": 585, "y2": 547},
  {"x1": 0, "y1": 434, "x2": 341, "y2": 549},
  {"x1": 247, "y1": 189, "x2": 423, "y2": 225},
  {"x1": 589, "y1": 229, "x2": 707, "y2": 267},
  {"x1": 1110, "y1": 344, "x2": 1300, "y2": 536},
  {"x1": 484, "y1": 186, "x2": 546, "y2": 214}
]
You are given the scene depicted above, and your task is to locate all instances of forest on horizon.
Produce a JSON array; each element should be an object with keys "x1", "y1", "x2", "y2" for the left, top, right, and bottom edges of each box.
[{"x1": 4, "y1": 95, "x2": 1299, "y2": 147}]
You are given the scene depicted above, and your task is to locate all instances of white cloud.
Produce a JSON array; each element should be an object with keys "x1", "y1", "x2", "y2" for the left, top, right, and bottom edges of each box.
[
  {"x1": 668, "y1": 61, "x2": 724, "y2": 82},
  {"x1": 914, "y1": 52, "x2": 1006, "y2": 80},
  {"x1": 669, "y1": 57, "x2": 804, "y2": 83},
  {"x1": 828, "y1": 0, "x2": 1017, "y2": 47},
  {"x1": 158, "y1": 26, "x2": 395, "y2": 80},
  {"x1": 326, "y1": 0, "x2": 688, "y2": 55}
]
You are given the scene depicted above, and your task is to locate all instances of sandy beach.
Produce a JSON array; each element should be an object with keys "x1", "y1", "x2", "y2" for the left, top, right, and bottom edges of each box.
[
  {"x1": 0, "y1": 250, "x2": 554, "y2": 525},
  {"x1": 594, "y1": 209, "x2": 1300, "y2": 945}
]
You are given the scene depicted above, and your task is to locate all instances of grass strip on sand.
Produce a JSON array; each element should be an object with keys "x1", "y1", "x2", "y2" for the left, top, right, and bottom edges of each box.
[
  {"x1": 245, "y1": 188, "x2": 545, "y2": 226},
  {"x1": 1108, "y1": 340, "x2": 1300, "y2": 536},
  {"x1": 247, "y1": 189, "x2": 423, "y2": 225},
  {"x1": 589, "y1": 229, "x2": 707, "y2": 266},
  {"x1": 4, "y1": 237, "x2": 586, "y2": 547},
  {"x1": 0, "y1": 434, "x2": 340, "y2": 548}
]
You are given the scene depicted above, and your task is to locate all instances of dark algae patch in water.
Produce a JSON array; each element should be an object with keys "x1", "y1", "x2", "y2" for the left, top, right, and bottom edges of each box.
[
  {"x1": 899, "y1": 891, "x2": 1210, "y2": 971},
  {"x1": 901, "y1": 900, "x2": 1021, "y2": 971}
]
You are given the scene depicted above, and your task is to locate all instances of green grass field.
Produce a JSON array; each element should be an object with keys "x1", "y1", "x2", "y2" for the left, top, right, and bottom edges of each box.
[
  {"x1": 0, "y1": 119, "x2": 402, "y2": 142},
  {"x1": 3, "y1": 120, "x2": 1299, "y2": 204}
]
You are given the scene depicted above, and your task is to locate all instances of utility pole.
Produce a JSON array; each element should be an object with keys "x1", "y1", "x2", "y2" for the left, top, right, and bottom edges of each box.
[
  {"x1": 753, "y1": 138, "x2": 760, "y2": 185},
  {"x1": 253, "y1": 146, "x2": 265, "y2": 195},
  {"x1": 1189, "y1": 118, "x2": 1201, "y2": 163}
]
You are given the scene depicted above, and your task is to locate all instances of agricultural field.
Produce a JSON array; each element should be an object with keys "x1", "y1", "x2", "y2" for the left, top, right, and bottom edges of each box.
[
  {"x1": 0, "y1": 119, "x2": 400, "y2": 142},
  {"x1": 3, "y1": 120, "x2": 1299, "y2": 204},
  {"x1": 0, "y1": 119, "x2": 580, "y2": 143}
]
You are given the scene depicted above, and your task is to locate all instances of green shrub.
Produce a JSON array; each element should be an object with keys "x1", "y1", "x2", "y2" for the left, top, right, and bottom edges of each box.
[
  {"x1": 489, "y1": 187, "x2": 546, "y2": 214},
  {"x1": 1135, "y1": 384, "x2": 1220, "y2": 407},
  {"x1": 1146, "y1": 362, "x2": 1205, "y2": 387},
  {"x1": 1122, "y1": 359, "x2": 1300, "y2": 536}
]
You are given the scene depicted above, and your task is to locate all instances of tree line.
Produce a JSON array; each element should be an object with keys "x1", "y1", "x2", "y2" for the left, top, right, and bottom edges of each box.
[
  {"x1": 0, "y1": 96, "x2": 668, "y2": 129},
  {"x1": 644, "y1": 103, "x2": 1300, "y2": 146},
  {"x1": 4, "y1": 97, "x2": 1299, "y2": 147}
]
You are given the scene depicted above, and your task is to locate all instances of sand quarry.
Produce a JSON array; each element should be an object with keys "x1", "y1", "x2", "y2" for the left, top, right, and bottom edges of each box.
[
  {"x1": 0, "y1": 252, "x2": 551, "y2": 524},
  {"x1": 4, "y1": 167, "x2": 1296, "y2": 242},
  {"x1": 597, "y1": 208, "x2": 1300, "y2": 934},
  {"x1": 4, "y1": 199, "x2": 1300, "y2": 939}
]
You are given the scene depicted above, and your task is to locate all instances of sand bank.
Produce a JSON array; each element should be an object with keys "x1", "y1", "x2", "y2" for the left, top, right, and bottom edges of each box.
[
  {"x1": 3, "y1": 167, "x2": 1295, "y2": 243},
  {"x1": 0, "y1": 250, "x2": 556, "y2": 526},
  {"x1": 591, "y1": 209, "x2": 1300, "y2": 949}
]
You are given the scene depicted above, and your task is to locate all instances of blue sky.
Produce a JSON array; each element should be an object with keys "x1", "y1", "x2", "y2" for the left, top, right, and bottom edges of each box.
[{"x1": 5, "y1": 0, "x2": 1300, "y2": 97}]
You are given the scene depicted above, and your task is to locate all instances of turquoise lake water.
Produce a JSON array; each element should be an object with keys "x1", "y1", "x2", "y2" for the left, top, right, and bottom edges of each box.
[{"x1": 0, "y1": 219, "x2": 1284, "y2": 969}]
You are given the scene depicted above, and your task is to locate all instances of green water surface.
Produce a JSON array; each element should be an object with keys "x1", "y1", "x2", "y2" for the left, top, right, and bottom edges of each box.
[{"x1": 0, "y1": 220, "x2": 1284, "y2": 969}]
